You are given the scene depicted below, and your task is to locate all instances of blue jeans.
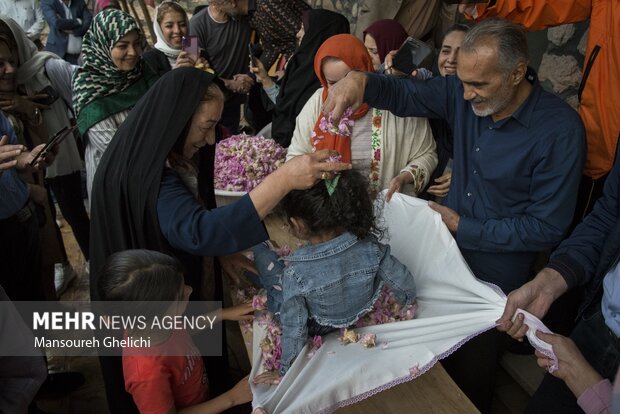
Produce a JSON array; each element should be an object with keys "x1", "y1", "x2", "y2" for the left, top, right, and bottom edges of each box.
[{"x1": 526, "y1": 305, "x2": 620, "y2": 413}]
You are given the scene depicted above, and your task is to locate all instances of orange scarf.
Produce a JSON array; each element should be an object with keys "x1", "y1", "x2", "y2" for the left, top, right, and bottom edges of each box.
[{"x1": 311, "y1": 34, "x2": 374, "y2": 163}]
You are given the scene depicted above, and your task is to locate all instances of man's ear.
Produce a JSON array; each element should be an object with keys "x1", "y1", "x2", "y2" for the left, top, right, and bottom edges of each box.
[{"x1": 512, "y1": 62, "x2": 528, "y2": 86}]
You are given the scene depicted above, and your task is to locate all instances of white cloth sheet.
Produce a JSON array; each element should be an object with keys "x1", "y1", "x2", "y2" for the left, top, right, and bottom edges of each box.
[{"x1": 249, "y1": 193, "x2": 556, "y2": 413}]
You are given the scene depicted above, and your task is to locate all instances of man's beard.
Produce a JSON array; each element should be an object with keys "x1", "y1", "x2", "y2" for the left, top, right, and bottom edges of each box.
[{"x1": 470, "y1": 85, "x2": 515, "y2": 118}]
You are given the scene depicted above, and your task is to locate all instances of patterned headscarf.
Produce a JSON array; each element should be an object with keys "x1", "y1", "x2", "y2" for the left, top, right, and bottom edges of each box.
[{"x1": 72, "y1": 9, "x2": 143, "y2": 117}]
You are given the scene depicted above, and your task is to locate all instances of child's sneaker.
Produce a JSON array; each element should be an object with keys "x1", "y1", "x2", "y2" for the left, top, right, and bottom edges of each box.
[{"x1": 54, "y1": 263, "x2": 77, "y2": 296}]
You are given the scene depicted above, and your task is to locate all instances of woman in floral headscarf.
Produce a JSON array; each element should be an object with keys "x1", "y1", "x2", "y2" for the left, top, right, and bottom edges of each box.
[
  {"x1": 72, "y1": 8, "x2": 157, "y2": 200},
  {"x1": 286, "y1": 34, "x2": 437, "y2": 199}
]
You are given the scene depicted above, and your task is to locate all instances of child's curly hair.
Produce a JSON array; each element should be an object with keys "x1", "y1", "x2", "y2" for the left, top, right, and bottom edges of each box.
[{"x1": 280, "y1": 169, "x2": 382, "y2": 240}]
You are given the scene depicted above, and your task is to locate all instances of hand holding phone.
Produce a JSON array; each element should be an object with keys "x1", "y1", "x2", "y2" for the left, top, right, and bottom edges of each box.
[
  {"x1": 182, "y1": 35, "x2": 200, "y2": 60},
  {"x1": 392, "y1": 37, "x2": 434, "y2": 76},
  {"x1": 29, "y1": 125, "x2": 77, "y2": 167}
]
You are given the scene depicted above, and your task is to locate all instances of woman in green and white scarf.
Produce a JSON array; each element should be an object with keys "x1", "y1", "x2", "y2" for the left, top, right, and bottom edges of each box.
[{"x1": 72, "y1": 8, "x2": 157, "y2": 201}]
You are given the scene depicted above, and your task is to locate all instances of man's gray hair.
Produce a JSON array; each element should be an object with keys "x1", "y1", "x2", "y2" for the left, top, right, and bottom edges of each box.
[{"x1": 461, "y1": 18, "x2": 529, "y2": 74}]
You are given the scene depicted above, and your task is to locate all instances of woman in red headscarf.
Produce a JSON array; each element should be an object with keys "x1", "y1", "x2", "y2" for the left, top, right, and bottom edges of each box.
[{"x1": 286, "y1": 34, "x2": 437, "y2": 199}]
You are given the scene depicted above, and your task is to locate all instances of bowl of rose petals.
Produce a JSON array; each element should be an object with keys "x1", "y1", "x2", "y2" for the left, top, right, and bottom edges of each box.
[{"x1": 214, "y1": 133, "x2": 287, "y2": 206}]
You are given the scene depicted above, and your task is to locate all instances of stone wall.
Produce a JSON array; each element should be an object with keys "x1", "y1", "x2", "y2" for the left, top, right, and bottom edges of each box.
[{"x1": 536, "y1": 21, "x2": 589, "y2": 110}]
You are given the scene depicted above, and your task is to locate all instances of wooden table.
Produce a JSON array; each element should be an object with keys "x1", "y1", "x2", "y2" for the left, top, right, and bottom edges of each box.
[
  {"x1": 240, "y1": 215, "x2": 479, "y2": 414},
  {"x1": 336, "y1": 363, "x2": 478, "y2": 413}
]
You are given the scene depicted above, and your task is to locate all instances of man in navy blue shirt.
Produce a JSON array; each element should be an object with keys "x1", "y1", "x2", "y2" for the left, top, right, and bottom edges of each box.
[{"x1": 323, "y1": 19, "x2": 585, "y2": 413}]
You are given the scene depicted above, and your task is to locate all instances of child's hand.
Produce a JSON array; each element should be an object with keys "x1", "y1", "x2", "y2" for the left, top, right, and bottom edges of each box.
[
  {"x1": 253, "y1": 371, "x2": 281, "y2": 385},
  {"x1": 228, "y1": 375, "x2": 253, "y2": 406},
  {"x1": 221, "y1": 302, "x2": 254, "y2": 322},
  {"x1": 219, "y1": 253, "x2": 257, "y2": 284}
]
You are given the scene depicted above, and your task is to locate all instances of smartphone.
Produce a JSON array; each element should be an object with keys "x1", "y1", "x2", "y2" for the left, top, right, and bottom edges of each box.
[
  {"x1": 392, "y1": 37, "x2": 434, "y2": 75},
  {"x1": 29, "y1": 125, "x2": 77, "y2": 167},
  {"x1": 182, "y1": 35, "x2": 200, "y2": 58},
  {"x1": 248, "y1": 43, "x2": 257, "y2": 68},
  {"x1": 34, "y1": 85, "x2": 60, "y2": 106}
]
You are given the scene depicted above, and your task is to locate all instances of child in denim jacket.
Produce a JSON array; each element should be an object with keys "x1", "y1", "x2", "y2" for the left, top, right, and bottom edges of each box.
[{"x1": 252, "y1": 170, "x2": 416, "y2": 377}]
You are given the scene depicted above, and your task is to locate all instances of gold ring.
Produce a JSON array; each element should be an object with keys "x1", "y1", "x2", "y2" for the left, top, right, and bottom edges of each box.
[{"x1": 321, "y1": 172, "x2": 328, "y2": 180}]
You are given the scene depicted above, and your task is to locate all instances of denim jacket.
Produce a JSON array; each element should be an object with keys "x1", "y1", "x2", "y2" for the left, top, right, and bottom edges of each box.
[{"x1": 252, "y1": 232, "x2": 416, "y2": 375}]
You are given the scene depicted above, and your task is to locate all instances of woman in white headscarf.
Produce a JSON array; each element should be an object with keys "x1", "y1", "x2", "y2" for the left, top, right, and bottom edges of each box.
[{"x1": 142, "y1": 1, "x2": 209, "y2": 77}]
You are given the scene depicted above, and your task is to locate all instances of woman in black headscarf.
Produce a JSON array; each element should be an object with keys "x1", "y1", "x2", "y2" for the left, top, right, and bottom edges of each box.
[
  {"x1": 91, "y1": 68, "x2": 349, "y2": 292},
  {"x1": 89, "y1": 67, "x2": 349, "y2": 412},
  {"x1": 251, "y1": 9, "x2": 350, "y2": 147}
]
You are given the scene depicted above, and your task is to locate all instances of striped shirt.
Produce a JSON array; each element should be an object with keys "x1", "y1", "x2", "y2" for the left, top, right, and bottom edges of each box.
[{"x1": 84, "y1": 110, "x2": 130, "y2": 202}]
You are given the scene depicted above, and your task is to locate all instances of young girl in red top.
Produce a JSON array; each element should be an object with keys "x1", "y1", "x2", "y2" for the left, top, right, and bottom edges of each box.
[{"x1": 98, "y1": 249, "x2": 253, "y2": 414}]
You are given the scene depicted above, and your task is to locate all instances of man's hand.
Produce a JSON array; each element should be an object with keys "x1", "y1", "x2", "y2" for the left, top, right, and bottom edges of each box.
[
  {"x1": 427, "y1": 172, "x2": 452, "y2": 197},
  {"x1": 496, "y1": 268, "x2": 568, "y2": 339},
  {"x1": 322, "y1": 71, "x2": 368, "y2": 123},
  {"x1": 223, "y1": 75, "x2": 254, "y2": 94},
  {"x1": 232, "y1": 74, "x2": 255, "y2": 94},
  {"x1": 0, "y1": 135, "x2": 25, "y2": 172},
  {"x1": 534, "y1": 331, "x2": 603, "y2": 398},
  {"x1": 428, "y1": 201, "x2": 460, "y2": 232}
]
